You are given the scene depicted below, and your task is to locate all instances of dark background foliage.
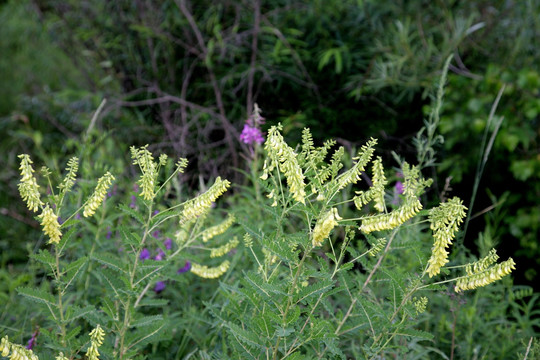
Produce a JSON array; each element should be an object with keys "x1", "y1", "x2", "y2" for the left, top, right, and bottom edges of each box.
[{"x1": 0, "y1": 0, "x2": 538, "y2": 288}]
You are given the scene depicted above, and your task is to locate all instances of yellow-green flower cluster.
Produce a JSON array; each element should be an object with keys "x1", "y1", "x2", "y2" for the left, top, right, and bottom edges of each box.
[
  {"x1": 413, "y1": 296, "x2": 428, "y2": 315},
  {"x1": 312, "y1": 208, "x2": 342, "y2": 247},
  {"x1": 180, "y1": 177, "x2": 230, "y2": 224},
  {"x1": 55, "y1": 354, "x2": 68, "y2": 360},
  {"x1": 0, "y1": 336, "x2": 38, "y2": 360},
  {"x1": 359, "y1": 198, "x2": 422, "y2": 233},
  {"x1": 83, "y1": 172, "x2": 115, "y2": 217},
  {"x1": 131, "y1": 145, "x2": 158, "y2": 200},
  {"x1": 59, "y1": 157, "x2": 79, "y2": 193},
  {"x1": 261, "y1": 125, "x2": 306, "y2": 204},
  {"x1": 210, "y1": 237, "x2": 239, "y2": 258},
  {"x1": 17, "y1": 154, "x2": 43, "y2": 213},
  {"x1": 426, "y1": 197, "x2": 467, "y2": 277},
  {"x1": 86, "y1": 325, "x2": 105, "y2": 360},
  {"x1": 243, "y1": 233, "x2": 254, "y2": 248},
  {"x1": 465, "y1": 249, "x2": 498, "y2": 276},
  {"x1": 190, "y1": 260, "x2": 230, "y2": 279},
  {"x1": 38, "y1": 205, "x2": 62, "y2": 245},
  {"x1": 368, "y1": 237, "x2": 387, "y2": 257},
  {"x1": 335, "y1": 138, "x2": 377, "y2": 191},
  {"x1": 353, "y1": 156, "x2": 387, "y2": 212},
  {"x1": 455, "y1": 258, "x2": 516, "y2": 292},
  {"x1": 201, "y1": 214, "x2": 235, "y2": 242}
]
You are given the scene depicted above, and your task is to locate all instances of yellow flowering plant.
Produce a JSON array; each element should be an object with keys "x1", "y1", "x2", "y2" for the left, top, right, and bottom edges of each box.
[
  {"x1": 7, "y1": 146, "x2": 239, "y2": 360},
  {"x1": 212, "y1": 123, "x2": 517, "y2": 359}
]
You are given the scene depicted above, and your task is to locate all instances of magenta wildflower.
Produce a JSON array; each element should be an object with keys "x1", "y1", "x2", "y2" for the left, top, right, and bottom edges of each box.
[
  {"x1": 26, "y1": 329, "x2": 39, "y2": 350},
  {"x1": 164, "y1": 238, "x2": 172, "y2": 250},
  {"x1": 140, "y1": 248, "x2": 151, "y2": 261},
  {"x1": 177, "y1": 261, "x2": 191, "y2": 273},
  {"x1": 395, "y1": 181, "x2": 404, "y2": 195},
  {"x1": 154, "y1": 281, "x2": 166, "y2": 293},
  {"x1": 240, "y1": 124, "x2": 264, "y2": 145},
  {"x1": 154, "y1": 248, "x2": 166, "y2": 261},
  {"x1": 129, "y1": 195, "x2": 137, "y2": 209}
]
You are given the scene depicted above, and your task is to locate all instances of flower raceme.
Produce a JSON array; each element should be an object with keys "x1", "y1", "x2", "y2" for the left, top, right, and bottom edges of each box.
[
  {"x1": 17, "y1": 154, "x2": 43, "y2": 213},
  {"x1": 38, "y1": 205, "x2": 62, "y2": 245},
  {"x1": 180, "y1": 177, "x2": 231, "y2": 224},
  {"x1": 312, "y1": 208, "x2": 342, "y2": 247},
  {"x1": 83, "y1": 172, "x2": 115, "y2": 217}
]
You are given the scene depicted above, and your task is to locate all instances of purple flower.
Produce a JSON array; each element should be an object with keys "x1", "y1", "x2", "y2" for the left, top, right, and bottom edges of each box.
[
  {"x1": 154, "y1": 281, "x2": 166, "y2": 293},
  {"x1": 152, "y1": 230, "x2": 160, "y2": 238},
  {"x1": 26, "y1": 330, "x2": 39, "y2": 350},
  {"x1": 106, "y1": 226, "x2": 112, "y2": 239},
  {"x1": 177, "y1": 261, "x2": 192, "y2": 274},
  {"x1": 154, "y1": 248, "x2": 166, "y2": 261},
  {"x1": 153, "y1": 210, "x2": 159, "y2": 216},
  {"x1": 395, "y1": 181, "x2": 404, "y2": 195},
  {"x1": 75, "y1": 213, "x2": 81, "y2": 220},
  {"x1": 164, "y1": 238, "x2": 172, "y2": 250},
  {"x1": 130, "y1": 195, "x2": 137, "y2": 209},
  {"x1": 140, "y1": 248, "x2": 151, "y2": 261},
  {"x1": 240, "y1": 124, "x2": 264, "y2": 145}
]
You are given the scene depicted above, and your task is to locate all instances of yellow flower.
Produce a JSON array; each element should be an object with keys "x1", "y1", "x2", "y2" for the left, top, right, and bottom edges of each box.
[
  {"x1": 426, "y1": 197, "x2": 467, "y2": 277},
  {"x1": 455, "y1": 258, "x2": 516, "y2": 292},
  {"x1": 83, "y1": 172, "x2": 115, "y2": 217},
  {"x1": 1, "y1": 336, "x2": 10, "y2": 357},
  {"x1": 201, "y1": 215, "x2": 235, "y2": 242},
  {"x1": 210, "y1": 237, "x2": 239, "y2": 258},
  {"x1": 17, "y1": 154, "x2": 43, "y2": 213},
  {"x1": 312, "y1": 208, "x2": 341, "y2": 247},
  {"x1": 38, "y1": 205, "x2": 62, "y2": 245},
  {"x1": 180, "y1": 177, "x2": 230, "y2": 224},
  {"x1": 190, "y1": 260, "x2": 230, "y2": 279}
]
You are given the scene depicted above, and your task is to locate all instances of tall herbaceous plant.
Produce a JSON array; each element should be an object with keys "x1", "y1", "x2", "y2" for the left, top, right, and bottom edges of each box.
[
  {"x1": 5, "y1": 146, "x2": 238, "y2": 360},
  {"x1": 213, "y1": 124, "x2": 516, "y2": 359}
]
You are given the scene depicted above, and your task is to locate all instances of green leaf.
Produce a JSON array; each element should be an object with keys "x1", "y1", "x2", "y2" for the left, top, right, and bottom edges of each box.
[
  {"x1": 92, "y1": 253, "x2": 126, "y2": 273},
  {"x1": 63, "y1": 256, "x2": 88, "y2": 292},
  {"x1": 119, "y1": 225, "x2": 142, "y2": 249},
  {"x1": 396, "y1": 328, "x2": 434, "y2": 341},
  {"x1": 30, "y1": 249, "x2": 55, "y2": 272},
  {"x1": 66, "y1": 305, "x2": 95, "y2": 322},
  {"x1": 17, "y1": 287, "x2": 56, "y2": 307},
  {"x1": 227, "y1": 322, "x2": 268, "y2": 350},
  {"x1": 118, "y1": 203, "x2": 145, "y2": 225},
  {"x1": 137, "y1": 299, "x2": 169, "y2": 307},
  {"x1": 294, "y1": 278, "x2": 334, "y2": 304},
  {"x1": 132, "y1": 315, "x2": 164, "y2": 328}
]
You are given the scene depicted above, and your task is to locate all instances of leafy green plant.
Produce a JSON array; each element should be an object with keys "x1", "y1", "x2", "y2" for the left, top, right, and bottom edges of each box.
[
  {"x1": 2, "y1": 145, "x2": 238, "y2": 360},
  {"x1": 211, "y1": 124, "x2": 516, "y2": 359}
]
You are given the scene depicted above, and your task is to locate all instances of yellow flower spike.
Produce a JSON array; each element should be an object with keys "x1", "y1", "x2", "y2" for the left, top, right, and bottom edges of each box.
[
  {"x1": 55, "y1": 353, "x2": 68, "y2": 360},
  {"x1": 1, "y1": 336, "x2": 10, "y2": 357},
  {"x1": 58, "y1": 157, "x2": 79, "y2": 193},
  {"x1": 86, "y1": 325, "x2": 105, "y2": 360},
  {"x1": 38, "y1": 205, "x2": 62, "y2": 245},
  {"x1": 263, "y1": 125, "x2": 306, "y2": 204},
  {"x1": 426, "y1": 197, "x2": 467, "y2": 277},
  {"x1": 83, "y1": 172, "x2": 115, "y2": 217},
  {"x1": 210, "y1": 237, "x2": 239, "y2": 258},
  {"x1": 180, "y1": 177, "x2": 230, "y2": 224},
  {"x1": 17, "y1": 154, "x2": 43, "y2": 213},
  {"x1": 371, "y1": 157, "x2": 387, "y2": 212},
  {"x1": 368, "y1": 238, "x2": 387, "y2": 257},
  {"x1": 312, "y1": 208, "x2": 341, "y2": 247},
  {"x1": 201, "y1": 215, "x2": 235, "y2": 242},
  {"x1": 455, "y1": 258, "x2": 516, "y2": 292},
  {"x1": 130, "y1": 145, "x2": 158, "y2": 201},
  {"x1": 336, "y1": 138, "x2": 377, "y2": 191},
  {"x1": 359, "y1": 198, "x2": 422, "y2": 234},
  {"x1": 190, "y1": 260, "x2": 230, "y2": 279}
]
